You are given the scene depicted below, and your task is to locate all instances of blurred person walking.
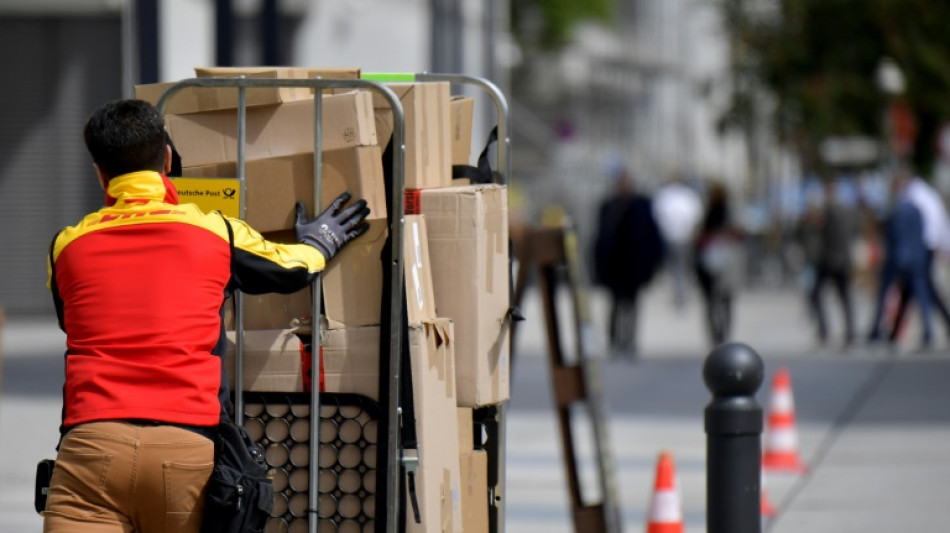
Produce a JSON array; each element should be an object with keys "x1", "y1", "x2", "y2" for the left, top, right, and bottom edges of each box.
[
  {"x1": 867, "y1": 170, "x2": 933, "y2": 349},
  {"x1": 694, "y1": 181, "x2": 742, "y2": 346},
  {"x1": 807, "y1": 179, "x2": 858, "y2": 347},
  {"x1": 594, "y1": 169, "x2": 665, "y2": 358},
  {"x1": 888, "y1": 169, "x2": 950, "y2": 343},
  {"x1": 653, "y1": 175, "x2": 703, "y2": 310}
]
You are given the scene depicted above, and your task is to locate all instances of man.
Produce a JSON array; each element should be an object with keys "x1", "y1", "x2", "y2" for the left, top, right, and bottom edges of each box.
[
  {"x1": 594, "y1": 169, "x2": 664, "y2": 357},
  {"x1": 867, "y1": 171, "x2": 932, "y2": 349},
  {"x1": 808, "y1": 180, "x2": 857, "y2": 347},
  {"x1": 43, "y1": 99, "x2": 369, "y2": 532},
  {"x1": 889, "y1": 170, "x2": 950, "y2": 343}
]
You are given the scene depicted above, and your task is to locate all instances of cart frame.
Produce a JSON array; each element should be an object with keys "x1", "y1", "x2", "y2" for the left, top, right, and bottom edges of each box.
[{"x1": 157, "y1": 71, "x2": 511, "y2": 533}]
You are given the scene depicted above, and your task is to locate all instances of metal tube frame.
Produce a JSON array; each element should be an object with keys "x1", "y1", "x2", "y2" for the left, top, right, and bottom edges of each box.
[
  {"x1": 414, "y1": 72, "x2": 511, "y2": 533},
  {"x1": 156, "y1": 77, "x2": 407, "y2": 533}
]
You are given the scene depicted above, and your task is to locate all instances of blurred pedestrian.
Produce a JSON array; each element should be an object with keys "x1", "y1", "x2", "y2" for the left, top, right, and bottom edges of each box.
[
  {"x1": 888, "y1": 169, "x2": 950, "y2": 342},
  {"x1": 653, "y1": 174, "x2": 703, "y2": 310},
  {"x1": 867, "y1": 169, "x2": 933, "y2": 349},
  {"x1": 594, "y1": 169, "x2": 665, "y2": 358},
  {"x1": 694, "y1": 181, "x2": 742, "y2": 346},
  {"x1": 806, "y1": 179, "x2": 858, "y2": 347}
]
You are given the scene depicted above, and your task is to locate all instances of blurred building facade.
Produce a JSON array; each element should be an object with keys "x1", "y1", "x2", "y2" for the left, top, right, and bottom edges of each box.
[{"x1": 0, "y1": 0, "x2": 791, "y2": 314}]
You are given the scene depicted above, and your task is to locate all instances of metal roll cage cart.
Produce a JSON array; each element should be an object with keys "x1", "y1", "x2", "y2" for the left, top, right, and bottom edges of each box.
[{"x1": 157, "y1": 72, "x2": 510, "y2": 533}]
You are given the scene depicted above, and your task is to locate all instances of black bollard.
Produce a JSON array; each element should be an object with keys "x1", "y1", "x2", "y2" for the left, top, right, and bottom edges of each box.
[{"x1": 703, "y1": 342, "x2": 764, "y2": 533}]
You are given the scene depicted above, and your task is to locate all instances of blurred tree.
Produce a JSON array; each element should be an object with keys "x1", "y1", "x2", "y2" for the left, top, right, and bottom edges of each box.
[
  {"x1": 721, "y1": 0, "x2": 950, "y2": 175},
  {"x1": 511, "y1": 0, "x2": 616, "y2": 51}
]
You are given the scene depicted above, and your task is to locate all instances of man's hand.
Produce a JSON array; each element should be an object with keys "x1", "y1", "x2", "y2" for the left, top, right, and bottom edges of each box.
[{"x1": 294, "y1": 192, "x2": 370, "y2": 262}]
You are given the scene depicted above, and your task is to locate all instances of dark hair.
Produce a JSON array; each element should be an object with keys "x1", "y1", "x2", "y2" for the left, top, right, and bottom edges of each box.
[{"x1": 83, "y1": 99, "x2": 167, "y2": 179}]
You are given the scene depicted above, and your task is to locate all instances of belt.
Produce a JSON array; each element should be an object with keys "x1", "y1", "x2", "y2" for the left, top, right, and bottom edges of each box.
[{"x1": 124, "y1": 419, "x2": 219, "y2": 441}]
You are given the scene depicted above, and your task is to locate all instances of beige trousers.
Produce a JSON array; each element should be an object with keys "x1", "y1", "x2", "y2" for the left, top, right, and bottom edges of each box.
[{"x1": 43, "y1": 421, "x2": 214, "y2": 533}]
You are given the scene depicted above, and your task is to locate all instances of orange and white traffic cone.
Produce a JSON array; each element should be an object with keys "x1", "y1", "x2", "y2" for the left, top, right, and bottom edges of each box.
[
  {"x1": 762, "y1": 367, "x2": 807, "y2": 473},
  {"x1": 761, "y1": 472, "x2": 776, "y2": 517},
  {"x1": 646, "y1": 451, "x2": 684, "y2": 533}
]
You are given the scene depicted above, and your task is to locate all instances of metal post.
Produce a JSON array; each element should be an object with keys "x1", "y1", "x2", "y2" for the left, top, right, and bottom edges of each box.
[
  {"x1": 135, "y1": 0, "x2": 160, "y2": 83},
  {"x1": 234, "y1": 83, "x2": 248, "y2": 426},
  {"x1": 215, "y1": 0, "x2": 235, "y2": 66},
  {"x1": 308, "y1": 86, "x2": 324, "y2": 533},
  {"x1": 703, "y1": 342, "x2": 764, "y2": 533}
]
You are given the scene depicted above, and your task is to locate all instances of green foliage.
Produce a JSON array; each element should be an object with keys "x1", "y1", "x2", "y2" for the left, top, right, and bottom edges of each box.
[
  {"x1": 512, "y1": 0, "x2": 616, "y2": 51},
  {"x1": 722, "y1": 0, "x2": 950, "y2": 173}
]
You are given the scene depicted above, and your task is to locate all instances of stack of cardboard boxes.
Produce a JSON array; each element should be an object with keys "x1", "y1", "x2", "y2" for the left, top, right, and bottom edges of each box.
[{"x1": 136, "y1": 68, "x2": 509, "y2": 533}]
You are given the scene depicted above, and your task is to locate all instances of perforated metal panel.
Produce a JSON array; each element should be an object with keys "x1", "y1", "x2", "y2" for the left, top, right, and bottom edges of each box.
[{"x1": 243, "y1": 392, "x2": 381, "y2": 533}]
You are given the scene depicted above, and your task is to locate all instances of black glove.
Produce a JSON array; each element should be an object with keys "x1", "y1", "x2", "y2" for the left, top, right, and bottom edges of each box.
[{"x1": 294, "y1": 192, "x2": 370, "y2": 262}]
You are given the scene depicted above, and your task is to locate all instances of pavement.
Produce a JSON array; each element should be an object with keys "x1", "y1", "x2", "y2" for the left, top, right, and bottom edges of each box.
[{"x1": 3, "y1": 274, "x2": 950, "y2": 532}]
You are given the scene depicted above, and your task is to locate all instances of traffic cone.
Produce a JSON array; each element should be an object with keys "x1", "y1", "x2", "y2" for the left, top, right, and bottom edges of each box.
[
  {"x1": 762, "y1": 367, "x2": 807, "y2": 473},
  {"x1": 646, "y1": 451, "x2": 684, "y2": 533},
  {"x1": 761, "y1": 472, "x2": 776, "y2": 517}
]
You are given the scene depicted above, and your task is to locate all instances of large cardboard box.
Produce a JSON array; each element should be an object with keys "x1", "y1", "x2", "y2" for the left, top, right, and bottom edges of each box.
[
  {"x1": 195, "y1": 66, "x2": 361, "y2": 98},
  {"x1": 184, "y1": 146, "x2": 387, "y2": 233},
  {"x1": 135, "y1": 79, "x2": 283, "y2": 116},
  {"x1": 320, "y1": 325, "x2": 380, "y2": 400},
  {"x1": 224, "y1": 328, "x2": 304, "y2": 392},
  {"x1": 166, "y1": 91, "x2": 377, "y2": 167},
  {"x1": 223, "y1": 218, "x2": 386, "y2": 331},
  {"x1": 419, "y1": 184, "x2": 510, "y2": 407},
  {"x1": 403, "y1": 215, "x2": 437, "y2": 324},
  {"x1": 322, "y1": 218, "x2": 388, "y2": 329},
  {"x1": 459, "y1": 450, "x2": 489, "y2": 533},
  {"x1": 450, "y1": 96, "x2": 475, "y2": 166},
  {"x1": 404, "y1": 319, "x2": 462, "y2": 533},
  {"x1": 240, "y1": 289, "x2": 311, "y2": 331},
  {"x1": 372, "y1": 82, "x2": 452, "y2": 189}
]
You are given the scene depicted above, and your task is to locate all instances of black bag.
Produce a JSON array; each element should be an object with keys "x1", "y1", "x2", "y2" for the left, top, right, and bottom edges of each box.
[{"x1": 200, "y1": 421, "x2": 274, "y2": 533}]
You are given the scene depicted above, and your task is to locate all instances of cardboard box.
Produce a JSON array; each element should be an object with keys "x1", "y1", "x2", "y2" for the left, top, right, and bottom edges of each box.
[
  {"x1": 195, "y1": 66, "x2": 361, "y2": 98},
  {"x1": 457, "y1": 408, "x2": 474, "y2": 453},
  {"x1": 135, "y1": 71, "x2": 303, "y2": 116},
  {"x1": 224, "y1": 329, "x2": 304, "y2": 392},
  {"x1": 404, "y1": 319, "x2": 462, "y2": 533},
  {"x1": 166, "y1": 91, "x2": 377, "y2": 167},
  {"x1": 184, "y1": 145, "x2": 387, "y2": 233},
  {"x1": 225, "y1": 218, "x2": 386, "y2": 331},
  {"x1": 420, "y1": 184, "x2": 510, "y2": 407},
  {"x1": 372, "y1": 82, "x2": 452, "y2": 189},
  {"x1": 450, "y1": 96, "x2": 475, "y2": 166},
  {"x1": 459, "y1": 450, "x2": 489, "y2": 533},
  {"x1": 240, "y1": 289, "x2": 311, "y2": 331},
  {"x1": 404, "y1": 215, "x2": 437, "y2": 324},
  {"x1": 321, "y1": 324, "x2": 381, "y2": 400},
  {"x1": 322, "y1": 218, "x2": 388, "y2": 329}
]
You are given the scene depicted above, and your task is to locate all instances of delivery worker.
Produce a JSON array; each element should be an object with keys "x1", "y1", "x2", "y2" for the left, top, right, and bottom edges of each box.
[{"x1": 42, "y1": 98, "x2": 370, "y2": 532}]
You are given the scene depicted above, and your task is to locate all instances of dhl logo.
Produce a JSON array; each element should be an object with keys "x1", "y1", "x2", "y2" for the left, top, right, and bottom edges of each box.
[{"x1": 93, "y1": 209, "x2": 186, "y2": 225}]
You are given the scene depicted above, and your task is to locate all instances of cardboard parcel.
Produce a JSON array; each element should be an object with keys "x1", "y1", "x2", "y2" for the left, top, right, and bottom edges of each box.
[
  {"x1": 135, "y1": 67, "x2": 361, "y2": 115},
  {"x1": 420, "y1": 184, "x2": 511, "y2": 407},
  {"x1": 166, "y1": 91, "x2": 377, "y2": 167},
  {"x1": 372, "y1": 82, "x2": 452, "y2": 189},
  {"x1": 184, "y1": 145, "x2": 387, "y2": 233}
]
